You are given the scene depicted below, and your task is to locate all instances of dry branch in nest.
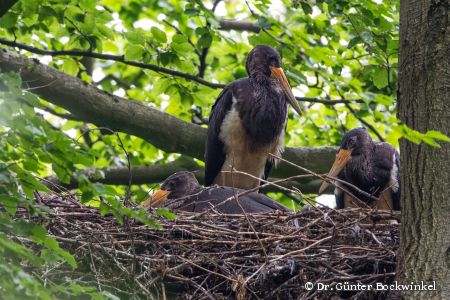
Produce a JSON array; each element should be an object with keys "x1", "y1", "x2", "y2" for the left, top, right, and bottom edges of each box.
[{"x1": 17, "y1": 193, "x2": 400, "y2": 299}]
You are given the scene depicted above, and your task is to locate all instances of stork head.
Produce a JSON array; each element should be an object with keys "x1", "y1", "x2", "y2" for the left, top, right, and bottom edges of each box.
[
  {"x1": 339, "y1": 127, "x2": 371, "y2": 155},
  {"x1": 143, "y1": 171, "x2": 200, "y2": 208},
  {"x1": 246, "y1": 45, "x2": 302, "y2": 115},
  {"x1": 318, "y1": 128, "x2": 372, "y2": 194}
]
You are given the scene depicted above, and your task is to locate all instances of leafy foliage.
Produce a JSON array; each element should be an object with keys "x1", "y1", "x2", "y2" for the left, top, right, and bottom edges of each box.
[{"x1": 0, "y1": 0, "x2": 448, "y2": 298}]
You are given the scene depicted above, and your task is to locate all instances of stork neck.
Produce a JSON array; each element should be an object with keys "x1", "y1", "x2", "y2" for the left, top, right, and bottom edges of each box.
[{"x1": 236, "y1": 77, "x2": 287, "y2": 146}]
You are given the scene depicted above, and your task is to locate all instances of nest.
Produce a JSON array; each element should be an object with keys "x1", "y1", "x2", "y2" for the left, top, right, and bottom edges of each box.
[{"x1": 18, "y1": 193, "x2": 400, "y2": 299}]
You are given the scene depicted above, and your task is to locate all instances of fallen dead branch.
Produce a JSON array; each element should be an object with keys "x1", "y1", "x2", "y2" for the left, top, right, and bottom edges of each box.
[{"x1": 16, "y1": 193, "x2": 400, "y2": 299}]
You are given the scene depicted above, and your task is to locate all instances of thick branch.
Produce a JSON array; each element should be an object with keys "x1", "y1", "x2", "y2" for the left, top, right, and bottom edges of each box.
[
  {"x1": 1, "y1": 48, "x2": 205, "y2": 158},
  {"x1": 0, "y1": 0, "x2": 19, "y2": 18},
  {"x1": 44, "y1": 157, "x2": 331, "y2": 194},
  {"x1": 0, "y1": 48, "x2": 337, "y2": 179},
  {"x1": 0, "y1": 40, "x2": 364, "y2": 105},
  {"x1": 44, "y1": 157, "x2": 202, "y2": 190},
  {"x1": 218, "y1": 20, "x2": 261, "y2": 32}
]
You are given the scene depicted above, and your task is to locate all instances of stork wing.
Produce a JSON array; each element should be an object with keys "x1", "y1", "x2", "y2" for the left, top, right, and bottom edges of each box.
[
  {"x1": 200, "y1": 187, "x2": 290, "y2": 213},
  {"x1": 204, "y1": 85, "x2": 234, "y2": 186},
  {"x1": 246, "y1": 192, "x2": 291, "y2": 212},
  {"x1": 374, "y1": 142, "x2": 401, "y2": 211},
  {"x1": 392, "y1": 150, "x2": 400, "y2": 210}
]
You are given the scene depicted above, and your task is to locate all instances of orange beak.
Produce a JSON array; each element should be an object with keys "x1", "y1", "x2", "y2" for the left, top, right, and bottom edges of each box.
[
  {"x1": 270, "y1": 67, "x2": 302, "y2": 115},
  {"x1": 318, "y1": 149, "x2": 352, "y2": 194},
  {"x1": 142, "y1": 189, "x2": 171, "y2": 208}
]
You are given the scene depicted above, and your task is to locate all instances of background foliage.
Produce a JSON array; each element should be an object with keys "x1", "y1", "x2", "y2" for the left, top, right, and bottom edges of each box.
[{"x1": 0, "y1": 0, "x2": 448, "y2": 298}]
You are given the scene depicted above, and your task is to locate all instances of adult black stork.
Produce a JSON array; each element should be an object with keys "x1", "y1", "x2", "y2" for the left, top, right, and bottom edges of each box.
[
  {"x1": 205, "y1": 45, "x2": 302, "y2": 190},
  {"x1": 143, "y1": 171, "x2": 290, "y2": 214},
  {"x1": 318, "y1": 128, "x2": 400, "y2": 210}
]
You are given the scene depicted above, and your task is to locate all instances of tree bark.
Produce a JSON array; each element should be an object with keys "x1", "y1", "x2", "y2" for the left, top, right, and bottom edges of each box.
[
  {"x1": 0, "y1": 49, "x2": 337, "y2": 187},
  {"x1": 397, "y1": 0, "x2": 450, "y2": 299},
  {"x1": 219, "y1": 20, "x2": 261, "y2": 32}
]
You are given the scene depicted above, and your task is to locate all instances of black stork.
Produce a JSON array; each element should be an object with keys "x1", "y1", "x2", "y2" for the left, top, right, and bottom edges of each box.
[
  {"x1": 205, "y1": 45, "x2": 302, "y2": 190},
  {"x1": 143, "y1": 171, "x2": 290, "y2": 214},
  {"x1": 318, "y1": 128, "x2": 400, "y2": 210}
]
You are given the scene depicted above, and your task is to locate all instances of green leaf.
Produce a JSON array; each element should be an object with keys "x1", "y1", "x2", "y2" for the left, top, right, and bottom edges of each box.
[
  {"x1": 151, "y1": 26, "x2": 167, "y2": 43},
  {"x1": 184, "y1": 9, "x2": 199, "y2": 15},
  {"x1": 425, "y1": 130, "x2": 450, "y2": 142},
  {"x1": 0, "y1": 195, "x2": 19, "y2": 215},
  {"x1": 79, "y1": 0, "x2": 97, "y2": 11},
  {"x1": 301, "y1": 2, "x2": 313, "y2": 15},
  {"x1": 198, "y1": 32, "x2": 213, "y2": 49},
  {"x1": 372, "y1": 66, "x2": 388, "y2": 89},
  {"x1": 97, "y1": 24, "x2": 114, "y2": 40},
  {"x1": 374, "y1": 94, "x2": 393, "y2": 106},
  {"x1": 0, "y1": 12, "x2": 18, "y2": 28},
  {"x1": 125, "y1": 44, "x2": 145, "y2": 61},
  {"x1": 347, "y1": 36, "x2": 363, "y2": 49},
  {"x1": 125, "y1": 30, "x2": 145, "y2": 45},
  {"x1": 171, "y1": 34, "x2": 194, "y2": 54},
  {"x1": 155, "y1": 208, "x2": 176, "y2": 220},
  {"x1": 62, "y1": 59, "x2": 79, "y2": 76},
  {"x1": 80, "y1": 14, "x2": 95, "y2": 34},
  {"x1": 422, "y1": 137, "x2": 440, "y2": 147}
]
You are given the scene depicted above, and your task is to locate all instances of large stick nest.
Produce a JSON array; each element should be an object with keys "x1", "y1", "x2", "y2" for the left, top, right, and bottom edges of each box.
[{"x1": 19, "y1": 193, "x2": 400, "y2": 299}]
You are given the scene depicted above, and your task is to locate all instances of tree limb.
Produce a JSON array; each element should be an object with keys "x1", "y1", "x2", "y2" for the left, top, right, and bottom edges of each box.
[
  {"x1": 0, "y1": 48, "x2": 337, "y2": 181},
  {"x1": 0, "y1": 38, "x2": 224, "y2": 89},
  {"x1": 0, "y1": 0, "x2": 19, "y2": 18},
  {"x1": 43, "y1": 157, "x2": 331, "y2": 194},
  {"x1": 44, "y1": 157, "x2": 202, "y2": 190},
  {"x1": 0, "y1": 40, "x2": 365, "y2": 105},
  {"x1": 218, "y1": 20, "x2": 261, "y2": 32}
]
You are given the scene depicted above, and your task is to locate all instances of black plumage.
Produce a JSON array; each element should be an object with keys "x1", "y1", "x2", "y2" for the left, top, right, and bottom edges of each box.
[
  {"x1": 205, "y1": 45, "x2": 302, "y2": 190},
  {"x1": 143, "y1": 171, "x2": 290, "y2": 214},
  {"x1": 319, "y1": 128, "x2": 400, "y2": 210}
]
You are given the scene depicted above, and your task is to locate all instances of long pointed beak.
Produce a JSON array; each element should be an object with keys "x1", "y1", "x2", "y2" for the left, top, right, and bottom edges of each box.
[
  {"x1": 271, "y1": 67, "x2": 302, "y2": 115},
  {"x1": 318, "y1": 149, "x2": 352, "y2": 194},
  {"x1": 142, "y1": 189, "x2": 171, "y2": 208}
]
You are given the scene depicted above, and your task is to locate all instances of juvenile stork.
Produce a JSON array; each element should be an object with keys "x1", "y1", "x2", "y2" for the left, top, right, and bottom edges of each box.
[
  {"x1": 143, "y1": 171, "x2": 290, "y2": 213},
  {"x1": 319, "y1": 128, "x2": 400, "y2": 210},
  {"x1": 205, "y1": 45, "x2": 302, "y2": 190}
]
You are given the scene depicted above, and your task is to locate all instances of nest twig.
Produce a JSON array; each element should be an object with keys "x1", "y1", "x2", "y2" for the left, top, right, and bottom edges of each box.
[{"x1": 16, "y1": 193, "x2": 400, "y2": 299}]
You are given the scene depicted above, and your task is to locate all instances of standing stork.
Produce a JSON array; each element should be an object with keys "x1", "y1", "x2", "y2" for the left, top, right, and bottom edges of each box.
[
  {"x1": 205, "y1": 45, "x2": 302, "y2": 190},
  {"x1": 319, "y1": 128, "x2": 400, "y2": 210}
]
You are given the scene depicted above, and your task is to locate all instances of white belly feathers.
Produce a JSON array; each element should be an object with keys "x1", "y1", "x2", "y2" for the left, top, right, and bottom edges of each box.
[{"x1": 215, "y1": 105, "x2": 285, "y2": 190}]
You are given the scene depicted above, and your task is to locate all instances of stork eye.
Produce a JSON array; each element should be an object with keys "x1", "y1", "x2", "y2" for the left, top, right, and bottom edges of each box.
[
  {"x1": 348, "y1": 137, "x2": 357, "y2": 147},
  {"x1": 269, "y1": 56, "x2": 277, "y2": 66}
]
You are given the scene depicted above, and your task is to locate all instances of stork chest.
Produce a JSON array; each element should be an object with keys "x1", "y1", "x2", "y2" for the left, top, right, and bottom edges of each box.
[{"x1": 217, "y1": 105, "x2": 285, "y2": 189}]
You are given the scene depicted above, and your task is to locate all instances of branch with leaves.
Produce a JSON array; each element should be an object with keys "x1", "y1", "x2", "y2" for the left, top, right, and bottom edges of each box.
[
  {"x1": 0, "y1": 39, "x2": 365, "y2": 105},
  {"x1": 0, "y1": 48, "x2": 338, "y2": 180}
]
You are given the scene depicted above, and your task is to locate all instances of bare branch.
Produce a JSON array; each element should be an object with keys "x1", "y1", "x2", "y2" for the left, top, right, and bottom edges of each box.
[{"x1": 218, "y1": 20, "x2": 261, "y2": 32}]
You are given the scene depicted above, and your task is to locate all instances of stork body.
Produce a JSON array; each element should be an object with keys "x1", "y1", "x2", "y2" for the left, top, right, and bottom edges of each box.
[
  {"x1": 144, "y1": 172, "x2": 289, "y2": 214},
  {"x1": 205, "y1": 45, "x2": 302, "y2": 190},
  {"x1": 319, "y1": 128, "x2": 400, "y2": 210}
]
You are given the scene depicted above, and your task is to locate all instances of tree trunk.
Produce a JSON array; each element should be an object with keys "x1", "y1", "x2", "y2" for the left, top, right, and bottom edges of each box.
[{"x1": 397, "y1": 0, "x2": 449, "y2": 299}]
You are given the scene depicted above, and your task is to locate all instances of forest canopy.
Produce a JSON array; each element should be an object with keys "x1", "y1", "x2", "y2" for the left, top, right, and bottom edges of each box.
[{"x1": 0, "y1": 0, "x2": 449, "y2": 299}]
